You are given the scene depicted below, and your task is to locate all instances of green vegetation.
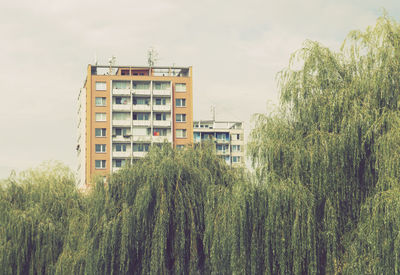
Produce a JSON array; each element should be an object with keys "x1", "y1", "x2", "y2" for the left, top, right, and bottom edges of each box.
[{"x1": 2, "y1": 15, "x2": 400, "y2": 274}]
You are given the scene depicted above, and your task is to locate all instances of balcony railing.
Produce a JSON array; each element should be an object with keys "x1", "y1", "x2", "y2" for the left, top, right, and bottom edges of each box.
[
  {"x1": 132, "y1": 105, "x2": 151, "y2": 111},
  {"x1": 152, "y1": 89, "x2": 171, "y2": 96},
  {"x1": 113, "y1": 151, "x2": 131, "y2": 158},
  {"x1": 133, "y1": 89, "x2": 151, "y2": 95},
  {"x1": 152, "y1": 105, "x2": 171, "y2": 112},
  {"x1": 132, "y1": 135, "x2": 152, "y2": 142},
  {"x1": 113, "y1": 104, "x2": 131, "y2": 112},
  {"x1": 133, "y1": 120, "x2": 151, "y2": 126},
  {"x1": 112, "y1": 120, "x2": 131, "y2": 126},
  {"x1": 112, "y1": 135, "x2": 131, "y2": 143},
  {"x1": 132, "y1": 151, "x2": 148, "y2": 158},
  {"x1": 153, "y1": 120, "x2": 171, "y2": 127},
  {"x1": 113, "y1": 88, "x2": 131, "y2": 95},
  {"x1": 152, "y1": 135, "x2": 172, "y2": 143}
]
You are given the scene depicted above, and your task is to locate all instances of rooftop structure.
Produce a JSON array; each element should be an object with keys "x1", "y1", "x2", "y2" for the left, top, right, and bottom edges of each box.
[{"x1": 77, "y1": 64, "x2": 193, "y2": 186}]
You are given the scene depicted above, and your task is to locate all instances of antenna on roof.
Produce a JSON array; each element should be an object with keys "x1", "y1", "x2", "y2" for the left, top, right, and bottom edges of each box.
[
  {"x1": 147, "y1": 47, "x2": 159, "y2": 67},
  {"x1": 211, "y1": 105, "x2": 216, "y2": 121},
  {"x1": 108, "y1": 56, "x2": 116, "y2": 74},
  {"x1": 94, "y1": 53, "x2": 98, "y2": 66}
]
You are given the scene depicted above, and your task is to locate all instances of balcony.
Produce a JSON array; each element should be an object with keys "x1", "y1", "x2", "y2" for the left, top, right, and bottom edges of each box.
[
  {"x1": 113, "y1": 104, "x2": 131, "y2": 112},
  {"x1": 113, "y1": 151, "x2": 131, "y2": 158},
  {"x1": 153, "y1": 135, "x2": 172, "y2": 143},
  {"x1": 112, "y1": 120, "x2": 131, "y2": 127},
  {"x1": 152, "y1": 105, "x2": 171, "y2": 112},
  {"x1": 132, "y1": 135, "x2": 152, "y2": 142},
  {"x1": 132, "y1": 151, "x2": 148, "y2": 158},
  {"x1": 113, "y1": 88, "x2": 131, "y2": 95},
  {"x1": 133, "y1": 89, "x2": 151, "y2": 96},
  {"x1": 152, "y1": 89, "x2": 171, "y2": 96},
  {"x1": 132, "y1": 105, "x2": 151, "y2": 111},
  {"x1": 217, "y1": 150, "x2": 230, "y2": 155},
  {"x1": 112, "y1": 167, "x2": 122, "y2": 172},
  {"x1": 133, "y1": 120, "x2": 151, "y2": 126},
  {"x1": 113, "y1": 135, "x2": 131, "y2": 143},
  {"x1": 215, "y1": 138, "x2": 230, "y2": 144},
  {"x1": 153, "y1": 120, "x2": 171, "y2": 127}
]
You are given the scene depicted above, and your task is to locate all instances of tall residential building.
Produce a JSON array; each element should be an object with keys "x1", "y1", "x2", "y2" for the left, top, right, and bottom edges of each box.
[
  {"x1": 193, "y1": 120, "x2": 244, "y2": 166},
  {"x1": 77, "y1": 65, "x2": 193, "y2": 186}
]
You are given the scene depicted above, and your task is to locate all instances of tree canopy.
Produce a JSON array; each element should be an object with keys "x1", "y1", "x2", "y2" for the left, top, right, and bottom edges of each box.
[{"x1": 2, "y1": 14, "x2": 400, "y2": 275}]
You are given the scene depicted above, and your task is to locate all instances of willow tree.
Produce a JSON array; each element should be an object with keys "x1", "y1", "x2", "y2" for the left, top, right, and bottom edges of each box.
[
  {"x1": 0, "y1": 162, "x2": 83, "y2": 275},
  {"x1": 248, "y1": 14, "x2": 400, "y2": 273}
]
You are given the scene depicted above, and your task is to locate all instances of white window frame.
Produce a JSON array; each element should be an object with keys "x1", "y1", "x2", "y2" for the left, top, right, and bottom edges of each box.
[
  {"x1": 176, "y1": 98, "x2": 186, "y2": 107},
  {"x1": 95, "y1": 97, "x2": 106, "y2": 106},
  {"x1": 176, "y1": 129, "x2": 187, "y2": 138},
  {"x1": 95, "y1": 144, "x2": 106, "y2": 153},
  {"x1": 95, "y1": 160, "x2": 106, "y2": 169},
  {"x1": 95, "y1": 113, "x2": 106, "y2": 121},
  {"x1": 96, "y1": 82, "x2": 107, "y2": 91},
  {"x1": 175, "y1": 83, "x2": 187, "y2": 92},
  {"x1": 95, "y1": 128, "x2": 106, "y2": 137},
  {"x1": 176, "y1": 114, "x2": 186, "y2": 122}
]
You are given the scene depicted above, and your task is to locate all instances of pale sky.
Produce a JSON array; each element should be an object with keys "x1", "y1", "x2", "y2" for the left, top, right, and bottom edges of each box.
[{"x1": 0, "y1": 0, "x2": 399, "y2": 178}]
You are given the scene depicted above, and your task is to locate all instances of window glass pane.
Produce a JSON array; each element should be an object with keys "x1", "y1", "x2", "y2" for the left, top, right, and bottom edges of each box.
[
  {"x1": 113, "y1": 81, "x2": 129, "y2": 89},
  {"x1": 176, "y1": 99, "x2": 186, "y2": 107},
  {"x1": 95, "y1": 97, "x2": 106, "y2": 106},
  {"x1": 176, "y1": 129, "x2": 187, "y2": 138},
  {"x1": 154, "y1": 82, "x2": 170, "y2": 90},
  {"x1": 96, "y1": 82, "x2": 106, "y2": 91},
  {"x1": 95, "y1": 113, "x2": 106, "y2": 121},
  {"x1": 133, "y1": 82, "x2": 150, "y2": 89},
  {"x1": 175, "y1": 83, "x2": 186, "y2": 92}
]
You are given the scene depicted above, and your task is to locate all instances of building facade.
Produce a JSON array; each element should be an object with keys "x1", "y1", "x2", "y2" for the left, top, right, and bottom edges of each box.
[
  {"x1": 77, "y1": 65, "x2": 193, "y2": 186},
  {"x1": 193, "y1": 120, "x2": 244, "y2": 166}
]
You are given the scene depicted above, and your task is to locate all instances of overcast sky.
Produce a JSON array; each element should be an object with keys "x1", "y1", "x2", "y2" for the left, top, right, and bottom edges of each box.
[{"x1": 0, "y1": 0, "x2": 399, "y2": 178}]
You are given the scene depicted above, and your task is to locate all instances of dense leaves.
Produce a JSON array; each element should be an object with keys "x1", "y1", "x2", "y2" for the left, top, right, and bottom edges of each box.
[
  {"x1": 249, "y1": 14, "x2": 400, "y2": 274},
  {"x1": 2, "y1": 15, "x2": 400, "y2": 274}
]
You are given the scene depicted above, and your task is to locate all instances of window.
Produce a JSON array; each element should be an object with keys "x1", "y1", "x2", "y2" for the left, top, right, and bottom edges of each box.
[
  {"x1": 153, "y1": 128, "x2": 167, "y2": 136},
  {"x1": 133, "y1": 143, "x2": 150, "y2": 152},
  {"x1": 95, "y1": 97, "x2": 106, "y2": 106},
  {"x1": 176, "y1": 114, "x2": 186, "y2": 122},
  {"x1": 114, "y1": 128, "x2": 129, "y2": 136},
  {"x1": 95, "y1": 128, "x2": 106, "y2": 137},
  {"x1": 175, "y1": 83, "x2": 186, "y2": 92},
  {"x1": 115, "y1": 97, "x2": 128, "y2": 104},
  {"x1": 133, "y1": 113, "x2": 149, "y2": 120},
  {"x1": 115, "y1": 144, "x2": 127, "y2": 152},
  {"x1": 232, "y1": 145, "x2": 241, "y2": 152},
  {"x1": 96, "y1": 82, "x2": 107, "y2": 91},
  {"x1": 154, "y1": 82, "x2": 170, "y2": 90},
  {"x1": 113, "y1": 81, "x2": 129, "y2": 89},
  {"x1": 155, "y1": 113, "x2": 166, "y2": 121},
  {"x1": 133, "y1": 98, "x2": 149, "y2": 105},
  {"x1": 95, "y1": 144, "x2": 106, "y2": 153},
  {"x1": 113, "y1": 112, "x2": 129, "y2": 120},
  {"x1": 176, "y1": 129, "x2": 187, "y2": 138},
  {"x1": 155, "y1": 98, "x2": 166, "y2": 105},
  {"x1": 114, "y1": 159, "x2": 126, "y2": 168},
  {"x1": 176, "y1": 98, "x2": 186, "y2": 107},
  {"x1": 95, "y1": 113, "x2": 106, "y2": 121},
  {"x1": 133, "y1": 81, "x2": 150, "y2": 90},
  {"x1": 233, "y1": 156, "x2": 241, "y2": 163},
  {"x1": 95, "y1": 160, "x2": 106, "y2": 169}
]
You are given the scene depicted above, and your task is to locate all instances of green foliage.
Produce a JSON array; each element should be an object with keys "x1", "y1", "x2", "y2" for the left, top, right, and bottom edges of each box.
[
  {"x1": 249, "y1": 14, "x2": 400, "y2": 273},
  {"x1": 0, "y1": 162, "x2": 83, "y2": 275},
  {"x1": 3, "y1": 15, "x2": 400, "y2": 275}
]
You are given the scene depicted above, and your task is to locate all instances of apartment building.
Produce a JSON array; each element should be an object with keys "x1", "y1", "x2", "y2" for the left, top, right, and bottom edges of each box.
[
  {"x1": 77, "y1": 65, "x2": 193, "y2": 186},
  {"x1": 193, "y1": 120, "x2": 244, "y2": 166}
]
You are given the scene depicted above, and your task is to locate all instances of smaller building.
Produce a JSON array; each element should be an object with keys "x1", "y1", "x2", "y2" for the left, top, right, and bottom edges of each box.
[{"x1": 193, "y1": 120, "x2": 244, "y2": 166}]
